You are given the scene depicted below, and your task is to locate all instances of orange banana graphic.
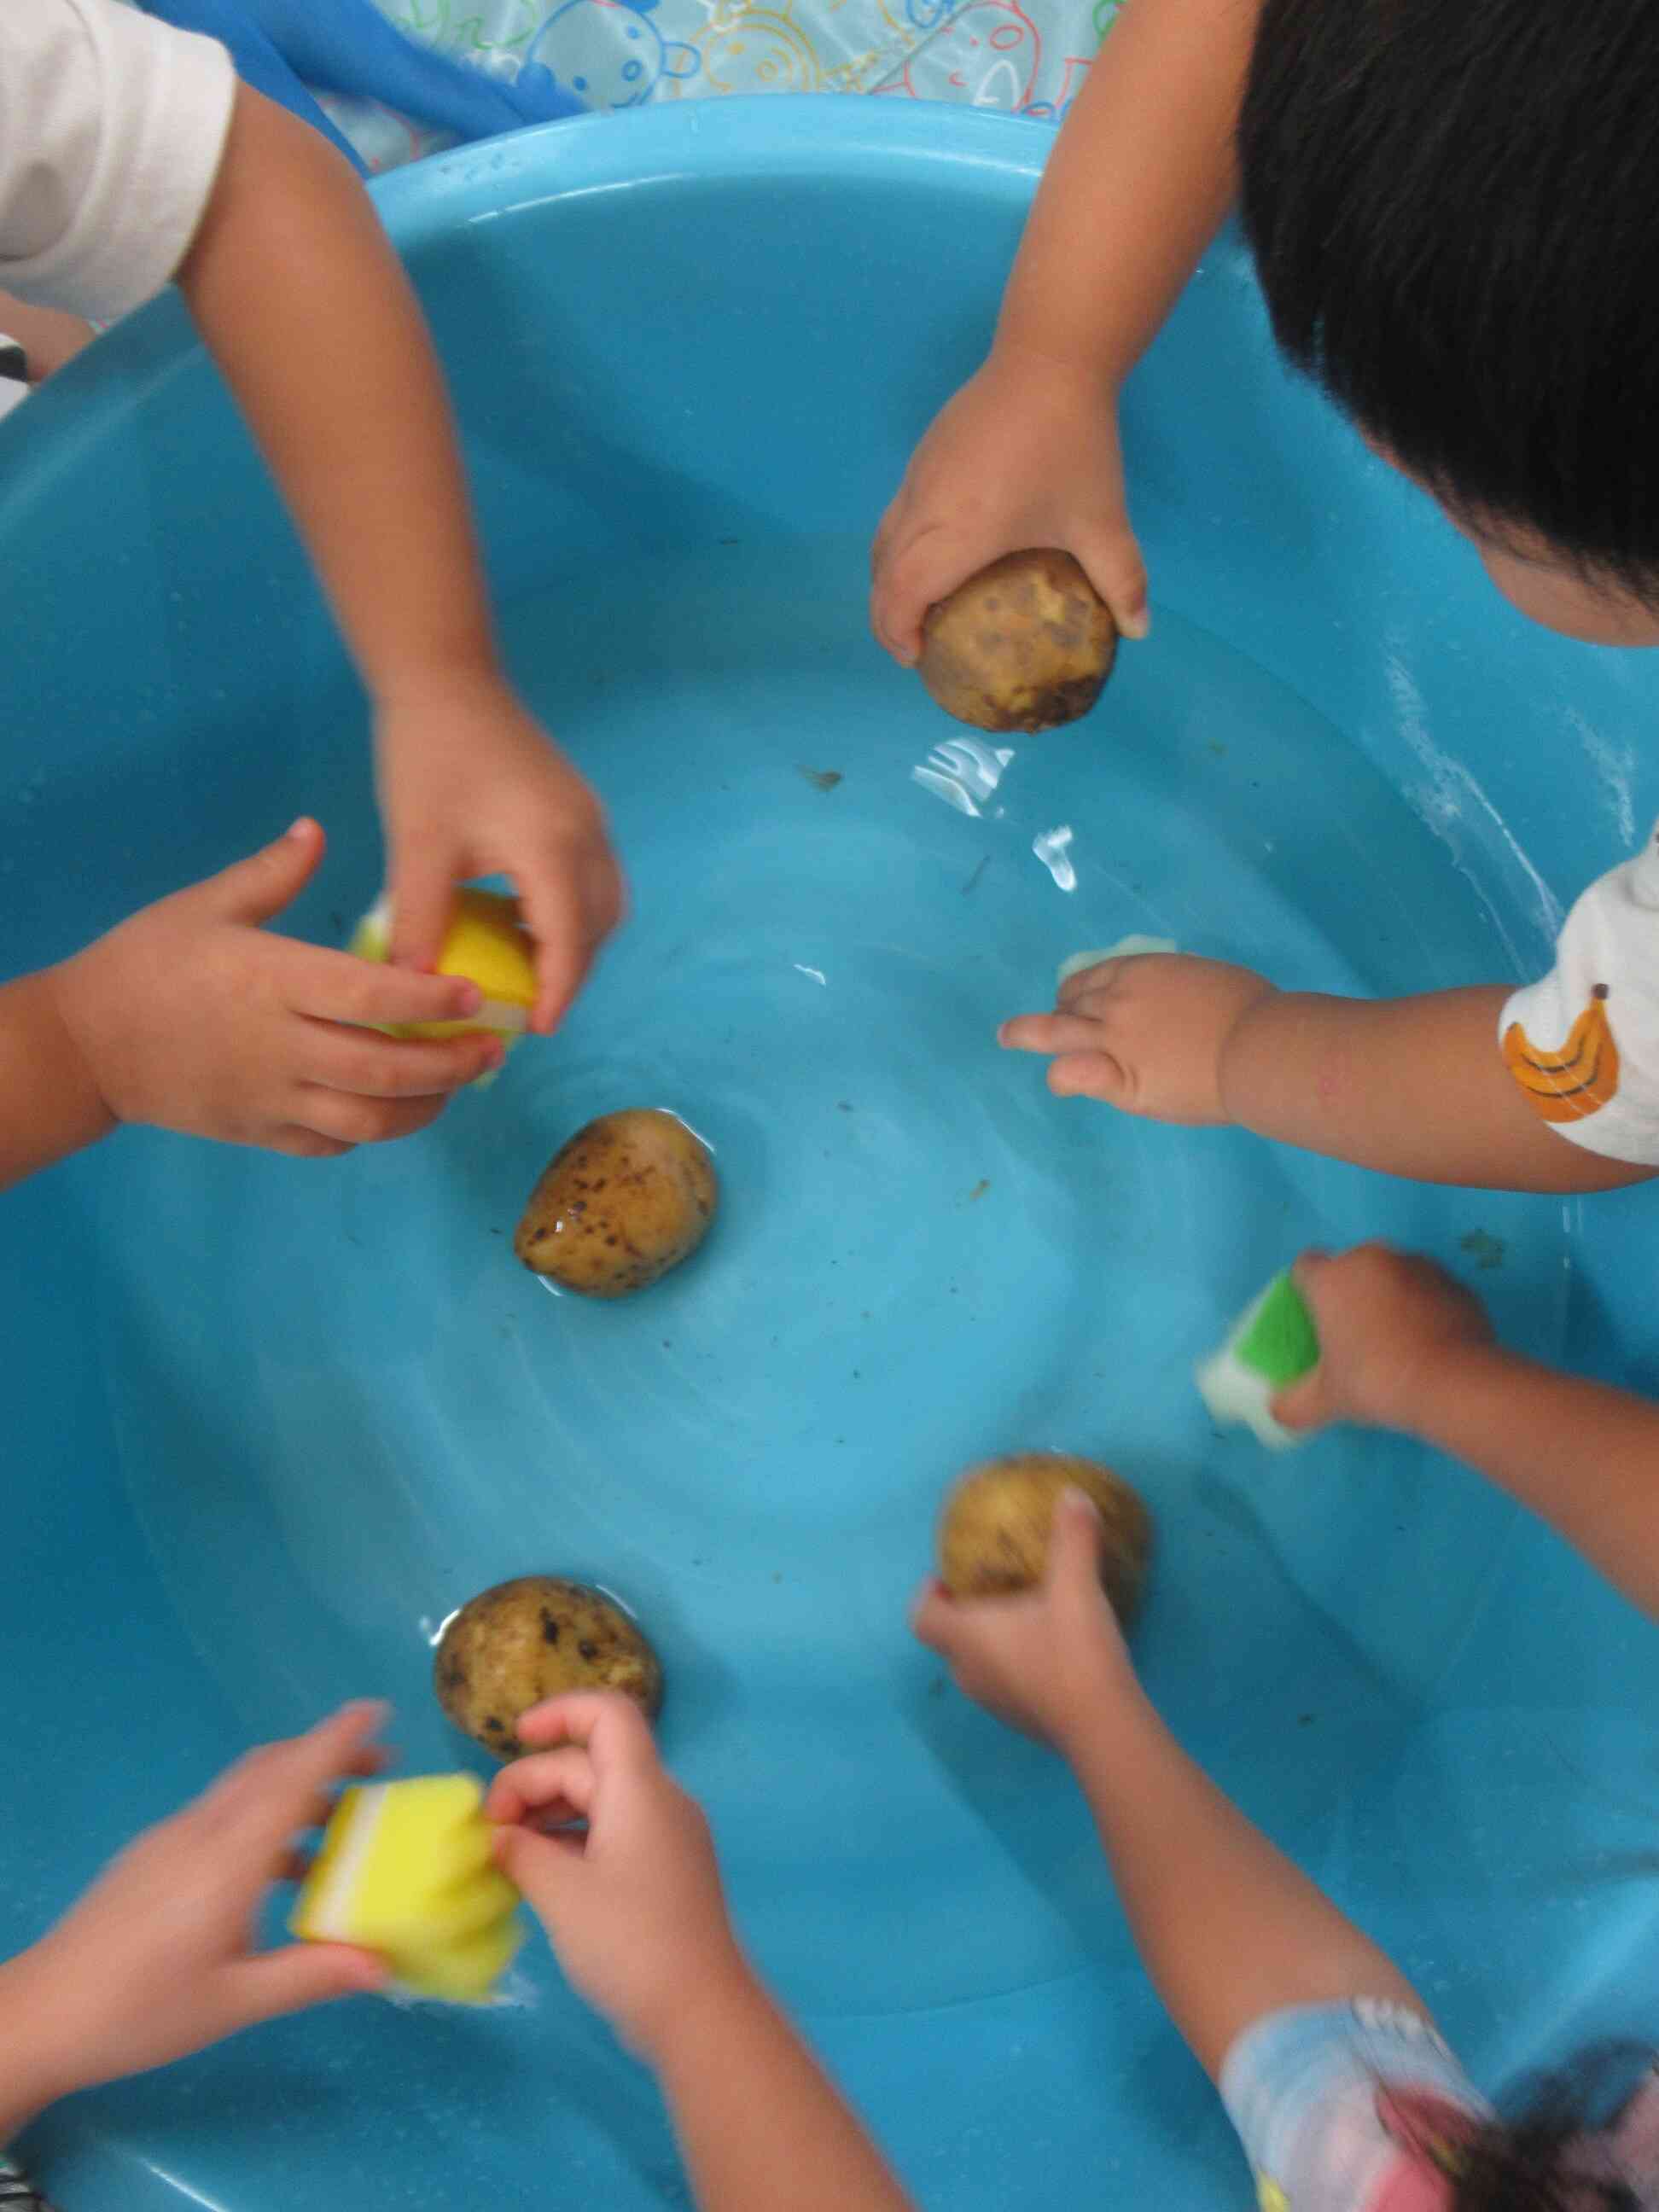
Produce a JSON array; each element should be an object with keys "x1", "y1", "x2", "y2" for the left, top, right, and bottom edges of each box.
[{"x1": 1502, "y1": 982, "x2": 1621, "y2": 1123}]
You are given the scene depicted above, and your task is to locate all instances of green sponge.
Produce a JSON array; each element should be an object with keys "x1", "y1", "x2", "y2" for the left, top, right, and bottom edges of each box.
[{"x1": 1196, "y1": 1271, "x2": 1320, "y2": 1449}]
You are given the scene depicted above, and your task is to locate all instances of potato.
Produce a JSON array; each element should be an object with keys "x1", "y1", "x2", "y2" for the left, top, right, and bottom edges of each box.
[
  {"x1": 937, "y1": 1452, "x2": 1151, "y2": 1621},
  {"x1": 515, "y1": 1108, "x2": 717, "y2": 1298},
  {"x1": 434, "y1": 1575, "x2": 663, "y2": 1761},
  {"x1": 918, "y1": 549, "x2": 1117, "y2": 734}
]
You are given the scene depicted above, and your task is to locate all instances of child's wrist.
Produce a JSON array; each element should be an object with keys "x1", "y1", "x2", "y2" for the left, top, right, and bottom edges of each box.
[
  {"x1": 38, "y1": 962, "x2": 120, "y2": 1150},
  {"x1": 366, "y1": 641, "x2": 505, "y2": 719},
  {"x1": 1396, "y1": 1336, "x2": 1524, "y2": 1446},
  {"x1": 1061, "y1": 1674, "x2": 1163, "y2": 1786},
  {"x1": 987, "y1": 324, "x2": 1123, "y2": 400},
  {"x1": 1214, "y1": 977, "x2": 1280, "y2": 1125},
  {"x1": 0, "y1": 1947, "x2": 84, "y2": 2138},
  {"x1": 636, "y1": 1943, "x2": 762, "y2": 2074},
  {"x1": 1052, "y1": 1657, "x2": 1150, "y2": 1766}
]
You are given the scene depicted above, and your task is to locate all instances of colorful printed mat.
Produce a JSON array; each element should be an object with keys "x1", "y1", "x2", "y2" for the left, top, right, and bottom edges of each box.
[{"x1": 316, "y1": 0, "x2": 1123, "y2": 171}]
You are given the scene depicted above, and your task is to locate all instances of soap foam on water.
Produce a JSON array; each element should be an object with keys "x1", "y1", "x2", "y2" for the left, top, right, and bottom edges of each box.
[{"x1": 1056, "y1": 936, "x2": 1179, "y2": 989}]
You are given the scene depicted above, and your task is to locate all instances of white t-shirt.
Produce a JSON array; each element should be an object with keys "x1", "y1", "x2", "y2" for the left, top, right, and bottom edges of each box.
[
  {"x1": 1499, "y1": 820, "x2": 1659, "y2": 1166},
  {"x1": 0, "y1": 0, "x2": 235, "y2": 322}
]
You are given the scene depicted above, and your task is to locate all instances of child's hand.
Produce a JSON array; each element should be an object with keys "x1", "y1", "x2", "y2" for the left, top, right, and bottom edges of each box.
[
  {"x1": 1275, "y1": 1244, "x2": 1496, "y2": 1434},
  {"x1": 52, "y1": 819, "x2": 502, "y2": 1158},
  {"x1": 373, "y1": 672, "x2": 625, "y2": 1035},
  {"x1": 487, "y1": 1694, "x2": 745, "y2": 2061},
  {"x1": 5, "y1": 1703, "x2": 388, "y2": 2109},
  {"x1": 998, "y1": 952, "x2": 1275, "y2": 1121},
  {"x1": 912, "y1": 1489, "x2": 1138, "y2": 1749},
  {"x1": 870, "y1": 346, "x2": 1149, "y2": 667}
]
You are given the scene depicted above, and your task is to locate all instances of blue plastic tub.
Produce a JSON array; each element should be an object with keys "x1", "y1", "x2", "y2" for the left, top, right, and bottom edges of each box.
[{"x1": 3, "y1": 96, "x2": 1657, "y2": 2210}]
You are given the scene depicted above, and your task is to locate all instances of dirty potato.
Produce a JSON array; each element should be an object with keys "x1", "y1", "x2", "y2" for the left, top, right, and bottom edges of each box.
[
  {"x1": 434, "y1": 1575, "x2": 663, "y2": 1761},
  {"x1": 515, "y1": 1109, "x2": 717, "y2": 1298},
  {"x1": 918, "y1": 549, "x2": 1117, "y2": 734},
  {"x1": 937, "y1": 1452, "x2": 1151, "y2": 1622}
]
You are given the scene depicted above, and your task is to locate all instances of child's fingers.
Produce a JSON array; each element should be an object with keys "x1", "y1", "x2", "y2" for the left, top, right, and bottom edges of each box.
[
  {"x1": 271, "y1": 1126, "x2": 355, "y2": 1161},
  {"x1": 1048, "y1": 1051, "x2": 1130, "y2": 1103},
  {"x1": 486, "y1": 1747, "x2": 596, "y2": 1827},
  {"x1": 293, "y1": 1746, "x2": 390, "y2": 1837},
  {"x1": 303, "y1": 1021, "x2": 503, "y2": 1099},
  {"x1": 872, "y1": 526, "x2": 985, "y2": 667},
  {"x1": 1055, "y1": 966, "x2": 1116, "y2": 1010},
  {"x1": 287, "y1": 946, "x2": 483, "y2": 1033},
  {"x1": 227, "y1": 1941, "x2": 388, "y2": 2029},
  {"x1": 1045, "y1": 1487, "x2": 1107, "y2": 1592},
  {"x1": 198, "y1": 1703, "x2": 390, "y2": 1849},
  {"x1": 291, "y1": 1086, "x2": 451, "y2": 1150},
  {"x1": 514, "y1": 1691, "x2": 658, "y2": 1780},
  {"x1": 998, "y1": 1013, "x2": 1106, "y2": 1057},
  {"x1": 493, "y1": 1824, "x2": 584, "y2": 1920},
  {"x1": 386, "y1": 845, "x2": 456, "y2": 978},
  {"x1": 203, "y1": 818, "x2": 327, "y2": 928},
  {"x1": 910, "y1": 1576, "x2": 958, "y2": 1656},
  {"x1": 518, "y1": 859, "x2": 610, "y2": 1035},
  {"x1": 1270, "y1": 1372, "x2": 1327, "y2": 1432},
  {"x1": 1074, "y1": 527, "x2": 1150, "y2": 643}
]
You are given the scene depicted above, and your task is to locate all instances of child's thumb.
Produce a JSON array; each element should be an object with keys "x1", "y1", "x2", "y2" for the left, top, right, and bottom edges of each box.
[
  {"x1": 207, "y1": 818, "x2": 325, "y2": 925},
  {"x1": 1270, "y1": 1371, "x2": 1325, "y2": 1434},
  {"x1": 493, "y1": 1823, "x2": 579, "y2": 1929},
  {"x1": 1046, "y1": 1487, "x2": 1106, "y2": 1592},
  {"x1": 230, "y1": 1940, "x2": 387, "y2": 2028}
]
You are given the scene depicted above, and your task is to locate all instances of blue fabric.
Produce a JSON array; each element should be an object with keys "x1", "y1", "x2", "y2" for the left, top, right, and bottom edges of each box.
[{"x1": 139, "y1": 0, "x2": 585, "y2": 174}]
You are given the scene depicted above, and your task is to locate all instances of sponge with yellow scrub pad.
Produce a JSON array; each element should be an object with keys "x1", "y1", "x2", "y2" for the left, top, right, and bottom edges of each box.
[
  {"x1": 289, "y1": 1773, "x2": 522, "y2": 2004},
  {"x1": 351, "y1": 888, "x2": 538, "y2": 1046}
]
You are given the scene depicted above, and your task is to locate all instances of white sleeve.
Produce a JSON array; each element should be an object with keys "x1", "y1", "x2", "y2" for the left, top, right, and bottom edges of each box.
[
  {"x1": 0, "y1": 0, "x2": 236, "y2": 321},
  {"x1": 1499, "y1": 822, "x2": 1659, "y2": 1166}
]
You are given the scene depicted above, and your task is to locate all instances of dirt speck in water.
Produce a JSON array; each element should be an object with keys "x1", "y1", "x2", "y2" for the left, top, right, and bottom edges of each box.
[{"x1": 1459, "y1": 1229, "x2": 1506, "y2": 1272}]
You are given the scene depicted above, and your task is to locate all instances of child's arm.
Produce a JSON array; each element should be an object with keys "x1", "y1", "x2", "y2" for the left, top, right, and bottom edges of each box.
[
  {"x1": 0, "y1": 1703, "x2": 387, "y2": 2142},
  {"x1": 174, "y1": 83, "x2": 623, "y2": 1031},
  {"x1": 913, "y1": 1493, "x2": 1425, "y2": 2081},
  {"x1": 1000, "y1": 956, "x2": 1653, "y2": 1193},
  {"x1": 490, "y1": 1696, "x2": 916, "y2": 2212},
  {"x1": 1278, "y1": 1243, "x2": 1659, "y2": 1624},
  {"x1": 1, "y1": 818, "x2": 498, "y2": 1190},
  {"x1": 870, "y1": 0, "x2": 1254, "y2": 661}
]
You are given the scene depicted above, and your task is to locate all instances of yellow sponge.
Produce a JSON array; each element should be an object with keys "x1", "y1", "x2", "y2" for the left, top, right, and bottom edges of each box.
[
  {"x1": 351, "y1": 888, "x2": 538, "y2": 1045},
  {"x1": 289, "y1": 1774, "x2": 521, "y2": 2004}
]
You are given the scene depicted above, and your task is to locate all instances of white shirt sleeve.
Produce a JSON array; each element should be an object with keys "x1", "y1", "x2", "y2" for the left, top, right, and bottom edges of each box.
[
  {"x1": 0, "y1": 0, "x2": 236, "y2": 321},
  {"x1": 1499, "y1": 821, "x2": 1659, "y2": 1167}
]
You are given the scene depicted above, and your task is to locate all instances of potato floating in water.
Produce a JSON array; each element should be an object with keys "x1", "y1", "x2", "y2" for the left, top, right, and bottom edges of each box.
[
  {"x1": 434, "y1": 1575, "x2": 663, "y2": 1761},
  {"x1": 918, "y1": 549, "x2": 1117, "y2": 734},
  {"x1": 937, "y1": 1452, "x2": 1151, "y2": 1621},
  {"x1": 515, "y1": 1108, "x2": 717, "y2": 1298}
]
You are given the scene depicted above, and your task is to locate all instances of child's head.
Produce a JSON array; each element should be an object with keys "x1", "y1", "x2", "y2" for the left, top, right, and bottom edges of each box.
[
  {"x1": 1395, "y1": 2046, "x2": 1659, "y2": 2209},
  {"x1": 1237, "y1": 0, "x2": 1659, "y2": 647}
]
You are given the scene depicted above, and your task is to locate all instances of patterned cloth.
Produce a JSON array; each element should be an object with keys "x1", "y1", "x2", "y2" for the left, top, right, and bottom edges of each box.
[
  {"x1": 1499, "y1": 817, "x2": 1659, "y2": 1167},
  {"x1": 302, "y1": 0, "x2": 1122, "y2": 173},
  {"x1": 1221, "y1": 2001, "x2": 1487, "y2": 2212},
  {"x1": 1222, "y1": 2003, "x2": 1659, "y2": 2212},
  {"x1": 0, "y1": 2154, "x2": 57, "y2": 2212}
]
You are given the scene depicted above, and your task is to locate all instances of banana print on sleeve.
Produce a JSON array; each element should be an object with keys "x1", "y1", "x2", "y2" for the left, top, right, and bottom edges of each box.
[
  {"x1": 1498, "y1": 822, "x2": 1659, "y2": 1165},
  {"x1": 1502, "y1": 982, "x2": 1621, "y2": 1122}
]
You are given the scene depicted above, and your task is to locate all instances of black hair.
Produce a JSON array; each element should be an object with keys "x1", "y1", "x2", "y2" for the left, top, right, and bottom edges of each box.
[
  {"x1": 1237, "y1": 0, "x2": 1659, "y2": 603},
  {"x1": 1385, "y1": 2044, "x2": 1659, "y2": 2209}
]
